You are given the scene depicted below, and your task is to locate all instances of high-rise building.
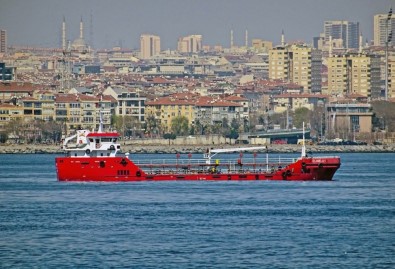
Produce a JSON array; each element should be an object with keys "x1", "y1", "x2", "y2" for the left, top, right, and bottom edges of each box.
[
  {"x1": 0, "y1": 29, "x2": 7, "y2": 54},
  {"x1": 177, "y1": 35, "x2": 202, "y2": 53},
  {"x1": 269, "y1": 44, "x2": 321, "y2": 93},
  {"x1": 140, "y1": 34, "x2": 160, "y2": 59},
  {"x1": 324, "y1": 21, "x2": 360, "y2": 49},
  {"x1": 374, "y1": 14, "x2": 395, "y2": 46},
  {"x1": 327, "y1": 54, "x2": 381, "y2": 98}
]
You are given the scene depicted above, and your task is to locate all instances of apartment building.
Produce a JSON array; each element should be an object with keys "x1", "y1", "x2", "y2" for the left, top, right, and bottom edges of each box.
[
  {"x1": 327, "y1": 54, "x2": 381, "y2": 98},
  {"x1": 269, "y1": 44, "x2": 321, "y2": 93},
  {"x1": 374, "y1": 14, "x2": 395, "y2": 46},
  {"x1": 0, "y1": 29, "x2": 6, "y2": 54},
  {"x1": 54, "y1": 94, "x2": 113, "y2": 134},
  {"x1": 103, "y1": 86, "x2": 146, "y2": 123},
  {"x1": 145, "y1": 95, "x2": 195, "y2": 133},
  {"x1": 177, "y1": 35, "x2": 202, "y2": 53},
  {"x1": 140, "y1": 34, "x2": 161, "y2": 59},
  {"x1": 194, "y1": 96, "x2": 243, "y2": 128}
]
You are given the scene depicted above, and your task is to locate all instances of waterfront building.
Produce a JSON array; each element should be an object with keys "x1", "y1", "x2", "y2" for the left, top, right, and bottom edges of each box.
[
  {"x1": 54, "y1": 94, "x2": 113, "y2": 134},
  {"x1": 323, "y1": 20, "x2": 360, "y2": 49},
  {"x1": 177, "y1": 35, "x2": 202, "y2": 53},
  {"x1": 374, "y1": 13, "x2": 395, "y2": 46},
  {"x1": 145, "y1": 94, "x2": 195, "y2": 133},
  {"x1": 140, "y1": 34, "x2": 161, "y2": 59},
  {"x1": 103, "y1": 86, "x2": 146, "y2": 123},
  {"x1": 325, "y1": 102, "x2": 373, "y2": 138}
]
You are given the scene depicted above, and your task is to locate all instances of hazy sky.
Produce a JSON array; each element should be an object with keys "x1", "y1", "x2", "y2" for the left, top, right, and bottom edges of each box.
[{"x1": 0, "y1": 0, "x2": 392, "y2": 49}]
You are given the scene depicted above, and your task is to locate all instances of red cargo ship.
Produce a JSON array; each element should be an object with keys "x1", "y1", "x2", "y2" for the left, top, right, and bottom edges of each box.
[{"x1": 55, "y1": 122, "x2": 340, "y2": 182}]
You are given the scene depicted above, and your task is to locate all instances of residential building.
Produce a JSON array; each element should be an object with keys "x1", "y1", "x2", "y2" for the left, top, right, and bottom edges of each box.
[
  {"x1": 327, "y1": 54, "x2": 381, "y2": 98},
  {"x1": 103, "y1": 86, "x2": 146, "y2": 123},
  {"x1": 54, "y1": 94, "x2": 113, "y2": 134},
  {"x1": 177, "y1": 35, "x2": 202, "y2": 53},
  {"x1": 145, "y1": 95, "x2": 195, "y2": 133},
  {"x1": 194, "y1": 96, "x2": 243, "y2": 129},
  {"x1": 0, "y1": 81, "x2": 38, "y2": 103},
  {"x1": 0, "y1": 29, "x2": 6, "y2": 54},
  {"x1": 269, "y1": 44, "x2": 321, "y2": 93},
  {"x1": 323, "y1": 20, "x2": 360, "y2": 49},
  {"x1": 0, "y1": 103, "x2": 23, "y2": 132},
  {"x1": 374, "y1": 13, "x2": 395, "y2": 46},
  {"x1": 140, "y1": 34, "x2": 160, "y2": 59},
  {"x1": 272, "y1": 94, "x2": 328, "y2": 113},
  {"x1": 0, "y1": 62, "x2": 16, "y2": 81}
]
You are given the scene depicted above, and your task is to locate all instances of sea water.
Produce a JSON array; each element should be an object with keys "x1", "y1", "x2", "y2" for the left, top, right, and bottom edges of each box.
[{"x1": 0, "y1": 153, "x2": 394, "y2": 268}]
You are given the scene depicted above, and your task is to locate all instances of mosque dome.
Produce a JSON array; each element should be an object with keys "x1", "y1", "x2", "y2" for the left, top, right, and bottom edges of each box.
[{"x1": 72, "y1": 37, "x2": 88, "y2": 51}]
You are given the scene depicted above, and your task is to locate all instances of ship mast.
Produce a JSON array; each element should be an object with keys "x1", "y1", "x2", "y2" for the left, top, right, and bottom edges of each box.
[
  {"x1": 98, "y1": 95, "x2": 103, "y2": 133},
  {"x1": 301, "y1": 122, "x2": 306, "y2": 157}
]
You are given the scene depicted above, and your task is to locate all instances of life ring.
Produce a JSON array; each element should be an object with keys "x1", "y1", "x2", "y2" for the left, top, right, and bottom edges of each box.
[
  {"x1": 136, "y1": 170, "x2": 141, "y2": 177},
  {"x1": 85, "y1": 149, "x2": 91, "y2": 154}
]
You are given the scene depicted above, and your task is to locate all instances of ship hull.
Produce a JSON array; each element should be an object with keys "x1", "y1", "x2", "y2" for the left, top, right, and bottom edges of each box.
[{"x1": 55, "y1": 156, "x2": 341, "y2": 182}]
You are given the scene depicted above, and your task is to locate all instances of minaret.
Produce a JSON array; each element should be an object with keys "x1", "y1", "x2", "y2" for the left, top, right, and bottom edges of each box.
[
  {"x1": 62, "y1": 16, "x2": 66, "y2": 50},
  {"x1": 230, "y1": 29, "x2": 234, "y2": 48},
  {"x1": 281, "y1": 30, "x2": 285, "y2": 46},
  {"x1": 80, "y1": 17, "x2": 84, "y2": 39},
  {"x1": 245, "y1": 29, "x2": 248, "y2": 47}
]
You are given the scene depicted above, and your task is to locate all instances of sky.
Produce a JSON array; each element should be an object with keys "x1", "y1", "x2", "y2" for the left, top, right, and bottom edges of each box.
[{"x1": 0, "y1": 0, "x2": 393, "y2": 50}]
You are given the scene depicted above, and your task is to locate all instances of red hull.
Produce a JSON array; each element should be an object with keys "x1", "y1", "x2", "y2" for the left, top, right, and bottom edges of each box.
[{"x1": 55, "y1": 156, "x2": 341, "y2": 182}]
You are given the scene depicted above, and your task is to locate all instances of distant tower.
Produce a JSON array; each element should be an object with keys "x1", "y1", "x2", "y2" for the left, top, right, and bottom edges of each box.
[
  {"x1": 281, "y1": 30, "x2": 285, "y2": 46},
  {"x1": 329, "y1": 36, "x2": 333, "y2": 57},
  {"x1": 90, "y1": 11, "x2": 94, "y2": 49},
  {"x1": 359, "y1": 32, "x2": 363, "y2": 53},
  {"x1": 245, "y1": 29, "x2": 248, "y2": 47},
  {"x1": 80, "y1": 17, "x2": 84, "y2": 39},
  {"x1": 230, "y1": 29, "x2": 234, "y2": 48},
  {"x1": 62, "y1": 16, "x2": 66, "y2": 50}
]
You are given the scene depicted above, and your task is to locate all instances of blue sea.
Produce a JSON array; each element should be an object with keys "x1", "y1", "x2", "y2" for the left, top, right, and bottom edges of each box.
[{"x1": 0, "y1": 153, "x2": 394, "y2": 268}]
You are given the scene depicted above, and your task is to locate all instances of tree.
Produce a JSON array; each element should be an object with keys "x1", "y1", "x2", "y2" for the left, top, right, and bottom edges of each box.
[
  {"x1": 171, "y1": 116, "x2": 189, "y2": 136},
  {"x1": 293, "y1": 107, "x2": 311, "y2": 128},
  {"x1": 163, "y1": 133, "x2": 176, "y2": 145}
]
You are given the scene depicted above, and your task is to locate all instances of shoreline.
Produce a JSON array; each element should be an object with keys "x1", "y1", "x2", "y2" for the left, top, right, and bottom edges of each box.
[{"x1": 1, "y1": 143, "x2": 394, "y2": 154}]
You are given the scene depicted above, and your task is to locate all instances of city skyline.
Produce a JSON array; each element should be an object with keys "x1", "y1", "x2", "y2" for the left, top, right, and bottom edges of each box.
[{"x1": 0, "y1": 0, "x2": 393, "y2": 49}]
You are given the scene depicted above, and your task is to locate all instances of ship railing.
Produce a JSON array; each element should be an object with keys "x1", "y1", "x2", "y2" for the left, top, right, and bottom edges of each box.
[{"x1": 135, "y1": 157, "x2": 296, "y2": 173}]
